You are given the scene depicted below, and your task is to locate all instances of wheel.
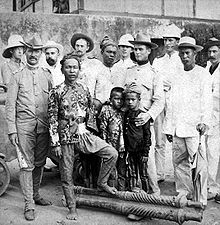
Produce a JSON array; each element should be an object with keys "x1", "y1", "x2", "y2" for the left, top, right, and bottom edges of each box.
[{"x1": 0, "y1": 158, "x2": 10, "y2": 196}]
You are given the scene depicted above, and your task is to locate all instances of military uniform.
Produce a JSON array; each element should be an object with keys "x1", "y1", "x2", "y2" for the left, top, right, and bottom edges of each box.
[
  {"x1": 124, "y1": 62, "x2": 165, "y2": 194},
  {"x1": 6, "y1": 64, "x2": 53, "y2": 210},
  {"x1": 0, "y1": 59, "x2": 25, "y2": 86}
]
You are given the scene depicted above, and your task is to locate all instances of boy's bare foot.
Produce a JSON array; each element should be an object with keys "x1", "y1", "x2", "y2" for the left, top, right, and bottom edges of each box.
[
  {"x1": 66, "y1": 207, "x2": 78, "y2": 220},
  {"x1": 98, "y1": 184, "x2": 118, "y2": 195}
]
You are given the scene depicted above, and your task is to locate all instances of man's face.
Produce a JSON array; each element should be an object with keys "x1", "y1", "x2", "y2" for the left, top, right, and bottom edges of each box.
[
  {"x1": 26, "y1": 48, "x2": 42, "y2": 65},
  {"x1": 164, "y1": 37, "x2": 179, "y2": 54},
  {"x1": 179, "y1": 47, "x2": 196, "y2": 68},
  {"x1": 125, "y1": 92, "x2": 140, "y2": 110},
  {"x1": 62, "y1": 58, "x2": 80, "y2": 83},
  {"x1": 208, "y1": 45, "x2": 220, "y2": 65},
  {"x1": 102, "y1": 45, "x2": 117, "y2": 67},
  {"x1": 11, "y1": 46, "x2": 24, "y2": 61},
  {"x1": 110, "y1": 91, "x2": 123, "y2": 109},
  {"x1": 75, "y1": 39, "x2": 89, "y2": 57},
  {"x1": 119, "y1": 45, "x2": 133, "y2": 59},
  {"x1": 134, "y1": 44, "x2": 151, "y2": 62},
  {"x1": 45, "y1": 47, "x2": 59, "y2": 66}
]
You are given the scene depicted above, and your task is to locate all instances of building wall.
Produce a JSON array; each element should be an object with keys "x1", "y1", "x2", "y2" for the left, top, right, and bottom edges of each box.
[
  {"x1": 0, "y1": 0, "x2": 219, "y2": 20},
  {"x1": 0, "y1": 11, "x2": 219, "y2": 68}
]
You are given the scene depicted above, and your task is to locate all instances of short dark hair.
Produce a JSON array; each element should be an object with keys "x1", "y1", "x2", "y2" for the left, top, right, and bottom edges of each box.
[
  {"x1": 110, "y1": 87, "x2": 124, "y2": 99},
  {"x1": 60, "y1": 53, "x2": 81, "y2": 70}
]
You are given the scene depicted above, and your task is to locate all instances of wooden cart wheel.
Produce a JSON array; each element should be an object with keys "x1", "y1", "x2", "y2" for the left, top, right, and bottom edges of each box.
[{"x1": 0, "y1": 158, "x2": 10, "y2": 196}]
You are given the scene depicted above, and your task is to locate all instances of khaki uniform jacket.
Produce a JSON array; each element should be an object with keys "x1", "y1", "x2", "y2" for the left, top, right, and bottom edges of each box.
[
  {"x1": 124, "y1": 63, "x2": 165, "y2": 121},
  {"x1": 6, "y1": 65, "x2": 53, "y2": 134},
  {"x1": 0, "y1": 59, "x2": 25, "y2": 86}
]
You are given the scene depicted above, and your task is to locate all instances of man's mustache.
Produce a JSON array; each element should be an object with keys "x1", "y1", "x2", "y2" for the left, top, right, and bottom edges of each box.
[
  {"x1": 29, "y1": 56, "x2": 37, "y2": 60},
  {"x1": 209, "y1": 57, "x2": 215, "y2": 60}
]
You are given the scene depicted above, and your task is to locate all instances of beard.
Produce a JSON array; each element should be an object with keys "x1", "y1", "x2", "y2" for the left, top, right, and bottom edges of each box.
[{"x1": 46, "y1": 58, "x2": 56, "y2": 66}]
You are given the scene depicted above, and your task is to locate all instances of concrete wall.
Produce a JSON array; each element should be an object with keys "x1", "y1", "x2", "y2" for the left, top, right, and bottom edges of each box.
[
  {"x1": 0, "y1": 11, "x2": 220, "y2": 68},
  {"x1": 1, "y1": 0, "x2": 220, "y2": 20}
]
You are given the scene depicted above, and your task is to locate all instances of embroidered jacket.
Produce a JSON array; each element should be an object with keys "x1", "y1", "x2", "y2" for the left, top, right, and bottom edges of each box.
[
  {"x1": 48, "y1": 81, "x2": 93, "y2": 146},
  {"x1": 98, "y1": 103, "x2": 124, "y2": 152}
]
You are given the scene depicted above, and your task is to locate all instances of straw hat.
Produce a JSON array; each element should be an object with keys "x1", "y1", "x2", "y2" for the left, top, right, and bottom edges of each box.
[
  {"x1": 2, "y1": 34, "x2": 25, "y2": 58},
  {"x1": 118, "y1": 34, "x2": 134, "y2": 48},
  {"x1": 129, "y1": 33, "x2": 158, "y2": 49},
  {"x1": 43, "y1": 40, "x2": 63, "y2": 54},
  {"x1": 20, "y1": 35, "x2": 43, "y2": 50},
  {"x1": 71, "y1": 33, "x2": 94, "y2": 53},
  {"x1": 177, "y1": 36, "x2": 203, "y2": 52}
]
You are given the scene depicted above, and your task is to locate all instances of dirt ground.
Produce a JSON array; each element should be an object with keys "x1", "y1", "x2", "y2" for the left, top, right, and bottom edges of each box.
[{"x1": 1, "y1": 143, "x2": 220, "y2": 225}]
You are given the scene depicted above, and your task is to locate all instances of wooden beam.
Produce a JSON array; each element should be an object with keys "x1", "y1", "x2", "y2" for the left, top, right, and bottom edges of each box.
[{"x1": 20, "y1": 0, "x2": 40, "y2": 12}]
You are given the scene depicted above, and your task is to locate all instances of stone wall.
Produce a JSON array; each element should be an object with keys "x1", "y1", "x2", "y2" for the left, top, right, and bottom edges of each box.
[{"x1": 0, "y1": 12, "x2": 220, "y2": 67}]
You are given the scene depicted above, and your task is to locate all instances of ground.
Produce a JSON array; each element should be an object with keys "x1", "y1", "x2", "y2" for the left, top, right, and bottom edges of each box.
[{"x1": 0, "y1": 143, "x2": 220, "y2": 225}]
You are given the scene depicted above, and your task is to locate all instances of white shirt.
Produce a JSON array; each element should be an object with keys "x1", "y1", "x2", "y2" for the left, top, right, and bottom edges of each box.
[
  {"x1": 153, "y1": 51, "x2": 183, "y2": 91},
  {"x1": 45, "y1": 62, "x2": 64, "y2": 87},
  {"x1": 206, "y1": 62, "x2": 220, "y2": 127},
  {"x1": 164, "y1": 65, "x2": 213, "y2": 137},
  {"x1": 94, "y1": 64, "x2": 114, "y2": 103},
  {"x1": 111, "y1": 58, "x2": 135, "y2": 87},
  {"x1": 78, "y1": 56, "x2": 103, "y2": 98}
]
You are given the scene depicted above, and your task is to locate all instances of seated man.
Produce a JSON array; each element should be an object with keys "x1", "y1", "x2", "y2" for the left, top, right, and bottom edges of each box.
[{"x1": 48, "y1": 54, "x2": 118, "y2": 220}]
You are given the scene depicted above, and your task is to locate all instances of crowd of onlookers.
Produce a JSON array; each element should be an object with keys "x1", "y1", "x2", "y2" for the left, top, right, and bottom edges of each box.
[{"x1": 0, "y1": 23, "x2": 219, "y2": 221}]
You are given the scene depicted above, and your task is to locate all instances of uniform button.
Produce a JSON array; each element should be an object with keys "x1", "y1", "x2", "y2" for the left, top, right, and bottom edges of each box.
[
  {"x1": 36, "y1": 104, "x2": 38, "y2": 108},
  {"x1": 35, "y1": 93, "x2": 38, "y2": 96}
]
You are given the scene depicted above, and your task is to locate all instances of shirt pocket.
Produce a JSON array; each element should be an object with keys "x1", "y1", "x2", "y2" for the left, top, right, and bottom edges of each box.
[{"x1": 19, "y1": 83, "x2": 32, "y2": 94}]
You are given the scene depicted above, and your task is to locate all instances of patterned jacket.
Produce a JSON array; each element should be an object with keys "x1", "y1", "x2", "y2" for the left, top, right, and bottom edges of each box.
[
  {"x1": 98, "y1": 103, "x2": 124, "y2": 152},
  {"x1": 48, "y1": 81, "x2": 94, "y2": 146}
]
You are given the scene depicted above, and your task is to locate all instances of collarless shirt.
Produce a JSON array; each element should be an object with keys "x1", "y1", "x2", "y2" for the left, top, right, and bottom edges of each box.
[{"x1": 165, "y1": 65, "x2": 212, "y2": 137}]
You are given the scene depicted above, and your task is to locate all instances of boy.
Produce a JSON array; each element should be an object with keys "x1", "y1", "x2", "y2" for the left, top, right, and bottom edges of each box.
[
  {"x1": 123, "y1": 82, "x2": 151, "y2": 193},
  {"x1": 98, "y1": 87, "x2": 126, "y2": 190}
]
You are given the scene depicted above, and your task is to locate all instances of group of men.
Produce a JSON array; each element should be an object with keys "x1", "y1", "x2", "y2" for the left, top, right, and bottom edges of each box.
[{"x1": 0, "y1": 23, "x2": 219, "y2": 221}]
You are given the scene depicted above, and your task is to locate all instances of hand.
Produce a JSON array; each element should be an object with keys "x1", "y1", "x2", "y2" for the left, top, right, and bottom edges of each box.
[
  {"x1": 134, "y1": 112, "x2": 151, "y2": 127},
  {"x1": 196, "y1": 123, "x2": 207, "y2": 135},
  {"x1": 166, "y1": 134, "x2": 173, "y2": 143},
  {"x1": 53, "y1": 146, "x2": 62, "y2": 159},
  {"x1": 8, "y1": 133, "x2": 19, "y2": 146},
  {"x1": 141, "y1": 156, "x2": 148, "y2": 163}
]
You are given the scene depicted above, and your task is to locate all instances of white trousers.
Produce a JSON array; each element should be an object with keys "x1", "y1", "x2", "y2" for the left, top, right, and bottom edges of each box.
[
  {"x1": 154, "y1": 111, "x2": 166, "y2": 180},
  {"x1": 172, "y1": 135, "x2": 207, "y2": 205},
  {"x1": 206, "y1": 124, "x2": 220, "y2": 194},
  {"x1": 147, "y1": 125, "x2": 160, "y2": 194}
]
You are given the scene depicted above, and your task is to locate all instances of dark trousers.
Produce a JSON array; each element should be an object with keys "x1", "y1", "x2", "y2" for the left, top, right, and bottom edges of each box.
[
  {"x1": 127, "y1": 152, "x2": 149, "y2": 193},
  {"x1": 79, "y1": 153, "x2": 101, "y2": 188}
]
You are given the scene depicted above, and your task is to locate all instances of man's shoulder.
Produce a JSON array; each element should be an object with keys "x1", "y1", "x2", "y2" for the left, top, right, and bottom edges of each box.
[
  {"x1": 12, "y1": 66, "x2": 26, "y2": 76},
  {"x1": 86, "y1": 56, "x2": 102, "y2": 64}
]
